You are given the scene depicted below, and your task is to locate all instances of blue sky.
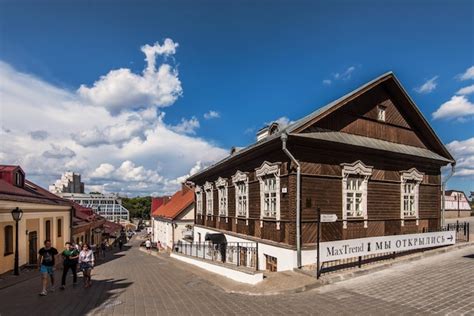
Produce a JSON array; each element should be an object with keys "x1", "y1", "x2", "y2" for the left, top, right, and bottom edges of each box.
[{"x1": 0, "y1": 0, "x2": 473, "y2": 195}]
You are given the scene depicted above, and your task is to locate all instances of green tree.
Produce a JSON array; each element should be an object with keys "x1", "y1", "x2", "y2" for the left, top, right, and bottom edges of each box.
[{"x1": 121, "y1": 196, "x2": 151, "y2": 219}]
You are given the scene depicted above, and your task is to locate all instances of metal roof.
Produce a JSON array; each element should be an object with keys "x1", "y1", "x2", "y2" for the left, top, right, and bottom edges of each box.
[{"x1": 292, "y1": 131, "x2": 453, "y2": 163}]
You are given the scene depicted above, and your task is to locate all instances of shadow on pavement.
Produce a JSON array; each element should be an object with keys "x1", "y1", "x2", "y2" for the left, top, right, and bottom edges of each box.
[{"x1": 463, "y1": 253, "x2": 474, "y2": 259}]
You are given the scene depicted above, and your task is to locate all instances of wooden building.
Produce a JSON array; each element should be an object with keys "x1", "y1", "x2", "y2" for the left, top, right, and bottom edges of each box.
[{"x1": 187, "y1": 72, "x2": 455, "y2": 272}]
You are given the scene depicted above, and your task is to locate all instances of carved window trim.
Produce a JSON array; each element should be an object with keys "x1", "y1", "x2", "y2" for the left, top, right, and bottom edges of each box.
[
  {"x1": 400, "y1": 168, "x2": 424, "y2": 226},
  {"x1": 341, "y1": 160, "x2": 373, "y2": 229},
  {"x1": 255, "y1": 161, "x2": 281, "y2": 230},
  {"x1": 195, "y1": 186, "x2": 203, "y2": 215},
  {"x1": 232, "y1": 171, "x2": 249, "y2": 225},
  {"x1": 204, "y1": 182, "x2": 214, "y2": 216},
  {"x1": 215, "y1": 177, "x2": 228, "y2": 222}
]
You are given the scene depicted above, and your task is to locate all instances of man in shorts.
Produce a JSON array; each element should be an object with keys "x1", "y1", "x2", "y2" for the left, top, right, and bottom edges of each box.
[
  {"x1": 145, "y1": 239, "x2": 151, "y2": 254},
  {"x1": 38, "y1": 240, "x2": 59, "y2": 296}
]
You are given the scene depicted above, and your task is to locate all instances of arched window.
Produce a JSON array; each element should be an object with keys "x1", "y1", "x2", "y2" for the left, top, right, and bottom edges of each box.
[{"x1": 4, "y1": 225, "x2": 13, "y2": 256}]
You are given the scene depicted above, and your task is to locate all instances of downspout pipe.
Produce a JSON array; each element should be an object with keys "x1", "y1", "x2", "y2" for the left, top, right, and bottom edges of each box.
[
  {"x1": 281, "y1": 133, "x2": 302, "y2": 268},
  {"x1": 441, "y1": 163, "x2": 456, "y2": 227}
]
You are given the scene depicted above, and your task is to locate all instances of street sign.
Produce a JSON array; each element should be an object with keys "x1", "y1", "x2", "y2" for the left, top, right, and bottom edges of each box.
[
  {"x1": 319, "y1": 230, "x2": 456, "y2": 263},
  {"x1": 320, "y1": 214, "x2": 338, "y2": 222}
]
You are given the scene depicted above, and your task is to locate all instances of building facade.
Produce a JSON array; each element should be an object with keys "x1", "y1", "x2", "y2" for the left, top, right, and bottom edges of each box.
[
  {"x1": 443, "y1": 190, "x2": 472, "y2": 218},
  {"x1": 49, "y1": 171, "x2": 85, "y2": 194},
  {"x1": 151, "y1": 184, "x2": 194, "y2": 250},
  {"x1": 58, "y1": 193, "x2": 130, "y2": 222},
  {"x1": 0, "y1": 165, "x2": 72, "y2": 275},
  {"x1": 188, "y1": 72, "x2": 455, "y2": 272}
]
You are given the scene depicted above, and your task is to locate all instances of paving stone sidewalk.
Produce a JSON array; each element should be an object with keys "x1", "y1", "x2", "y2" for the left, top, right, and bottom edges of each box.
[{"x1": 0, "y1": 237, "x2": 473, "y2": 316}]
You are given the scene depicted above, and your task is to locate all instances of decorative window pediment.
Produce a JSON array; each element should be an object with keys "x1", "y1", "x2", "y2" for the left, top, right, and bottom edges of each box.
[
  {"x1": 255, "y1": 161, "x2": 281, "y2": 229},
  {"x1": 215, "y1": 177, "x2": 228, "y2": 188},
  {"x1": 341, "y1": 161, "x2": 373, "y2": 229},
  {"x1": 400, "y1": 168, "x2": 423, "y2": 226},
  {"x1": 203, "y1": 181, "x2": 213, "y2": 191},
  {"x1": 255, "y1": 161, "x2": 281, "y2": 178},
  {"x1": 232, "y1": 170, "x2": 249, "y2": 183}
]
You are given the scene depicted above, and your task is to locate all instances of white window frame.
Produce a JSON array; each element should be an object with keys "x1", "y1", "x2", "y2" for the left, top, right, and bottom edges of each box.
[
  {"x1": 400, "y1": 168, "x2": 423, "y2": 226},
  {"x1": 215, "y1": 177, "x2": 228, "y2": 222},
  {"x1": 255, "y1": 161, "x2": 281, "y2": 230},
  {"x1": 232, "y1": 171, "x2": 249, "y2": 225},
  {"x1": 203, "y1": 182, "x2": 214, "y2": 216},
  {"x1": 341, "y1": 160, "x2": 373, "y2": 229},
  {"x1": 195, "y1": 186, "x2": 203, "y2": 215},
  {"x1": 378, "y1": 105, "x2": 386, "y2": 122}
]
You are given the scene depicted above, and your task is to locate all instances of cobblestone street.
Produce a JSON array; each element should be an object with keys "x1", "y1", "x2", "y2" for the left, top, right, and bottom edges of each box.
[{"x1": 1, "y1": 238, "x2": 473, "y2": 316}]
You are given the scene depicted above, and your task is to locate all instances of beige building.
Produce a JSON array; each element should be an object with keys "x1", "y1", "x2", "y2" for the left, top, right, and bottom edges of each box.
[{"x1": 0, "y1": 166, "x2": 72, "y2": 275}]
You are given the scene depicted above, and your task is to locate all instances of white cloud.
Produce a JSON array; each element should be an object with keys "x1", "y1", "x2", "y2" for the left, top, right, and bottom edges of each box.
[
  {"x1": 322, "y1": 79, "x2": 332, "y2": 85},
  {"x1": 271, "y1": 116, "x2": 294, "y2": 129},
  {"x1": 446, "y1": 138, "x2": 474, "y2": 178},
  {"x1": 432, "y1": 95, "x2": 474, "y2": 120},
  {"x1": 42, "y1": 145, "x2": 76, "y2": 159},
  {"x1": 333, "y1": 66, "x2": 355, "y2": 81},
  {"x1": 456, "y1": 84, "x2": 474, "y2": 96},
  {"x1": 170, "y1": 117, "x2": 200, "y2": 135},
  {"x1": 203, "y1": 110, "x2": 220, "y2": 120},
  {"x1": 77, "y1": 38, "x2": 182, "y2": 115},
  {"x1": 0, "y1": 47, "x2": 227, "y2": 196},
  {"x1": 458, "y1": 65, "x2": 474, "y2": 81},
  {"x1": 414, "y1": 76, "x2": 438, "y2": 94},
  {"x1": 29, "y1": 130, "x2": 49, "y2": 140}
]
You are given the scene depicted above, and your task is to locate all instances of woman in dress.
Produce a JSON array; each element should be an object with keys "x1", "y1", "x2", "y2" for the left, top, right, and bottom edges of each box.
[{"x1": 78, "y1": 243, "x2": 95, "y2": 288}]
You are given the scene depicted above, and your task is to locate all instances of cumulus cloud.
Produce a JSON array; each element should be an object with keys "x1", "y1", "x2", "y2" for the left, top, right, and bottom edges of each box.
[
  {"x1": 456, "y1": 84, "x2": 474, "y2": 96},
  {"x1": 42, "y1": 145, "x2": 76, "y2": 159},
  {"x1": 0, "y1": 49, "x2": 227, "y2": 196},
  {"x1": 446, "y1": 138, "x2": 474, "y2": 178},
  {"x1": 414, "y1": 76, "x2": 438, "y2": 94},
  {"x1": 29, "y1": 130, "x2": 49, "y2": 140},
  {"x1": 203, "y1": 110, "x2": 220, "y2": 120},
  {"x1": 267, "y1": 116, "x2": 294, "y2": 129},
  {"x1": 457, "y1": 65, "x2": 474, "y2": 81},
  {"x1": 77, "y1": 38, "x2": 182, "y2": 115},
  {"x1": 432, "y1": 95, "x2": 474, "y2": 120},
  {"x1": 170, "y1": 117, "x2": 200, "y2": 135}
]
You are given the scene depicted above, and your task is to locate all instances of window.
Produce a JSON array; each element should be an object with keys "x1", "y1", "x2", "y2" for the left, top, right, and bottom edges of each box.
[
  {"x1": 236, "y1": 182, "x2": 248, "y2": 217},
  {"x1": 341, "y1": 161, "x2": 373, "y2": 229},
  {"x1": 4, "y1": 225, "x2": 13, "y2": 256},
  {"x1": 215, "y1": 178, "x2": 228, "y2": 221},
  {"x1": 14, "y1": 171, "x2": 24, "y2": 187},
  {"x1": 262, "y1": 176, "x2": 278, "y2": 217},
  {"x1": 400, "y1": 168, "x2": 423, "y2": 226},
  {"x1": 256, "y1": 161, "x2": 281, "y2": 229},
  {"x1": 195, "y1": 186, "x2": 203, "y2": 215},
  {"x1": 204, "y1": 182, "x2": 213, "y2": 215},
  {"x1": 345, "y1": 177, "x2": 364, "y2": 217},
  {"x1": 45, "y1": 220, "x2": 51, "y2": 241},
  {"x1": 232, "y1": 171, "x2": 249, "y2": 223},
  {"x1": 378, "y1": 105, "x2": 386, "y2": 122},
  {"x1": 57, "y1": 218, "x2": 62, "y2": 237}
]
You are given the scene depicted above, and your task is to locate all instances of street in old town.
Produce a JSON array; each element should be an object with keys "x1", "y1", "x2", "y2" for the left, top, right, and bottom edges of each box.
[{"x1": 1, "y1": 236, "x2": 473, "y2": 316}]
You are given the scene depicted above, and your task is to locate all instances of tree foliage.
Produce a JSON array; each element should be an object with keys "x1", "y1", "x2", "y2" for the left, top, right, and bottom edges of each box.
[{"x1": 121, "y1": 196, "x2": 151, "y2": 219}]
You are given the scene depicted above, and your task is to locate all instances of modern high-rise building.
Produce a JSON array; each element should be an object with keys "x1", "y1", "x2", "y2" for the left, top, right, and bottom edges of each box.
[
  {"x1": 49, "y1": 171, "x2": 85, "y2": 194},
  {"x1": 58, "y1": 192, "x2": 130, "y2": 222}
]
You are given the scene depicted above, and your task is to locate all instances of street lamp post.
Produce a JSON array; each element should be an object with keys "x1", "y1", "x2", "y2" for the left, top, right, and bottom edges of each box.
[{"x1": 11, "y1": 207, "x2": 23, "y2": 276}]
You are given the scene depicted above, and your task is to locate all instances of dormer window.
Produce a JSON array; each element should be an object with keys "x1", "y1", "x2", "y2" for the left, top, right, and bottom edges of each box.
[
  {"x1": 377, "y1": 105, "x2": 386, "y2": 122},
  {"x1": 14, "y1": 171, "x2": 24, "y2": 188}
]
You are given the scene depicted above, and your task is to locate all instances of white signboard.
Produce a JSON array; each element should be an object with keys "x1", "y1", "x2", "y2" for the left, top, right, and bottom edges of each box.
[
  {"x1": 320, "y1": 231, "x2": 455, "y2": 262},
  {"x1": 320, "y1": 214, "x2": 338, "y2": 222}
]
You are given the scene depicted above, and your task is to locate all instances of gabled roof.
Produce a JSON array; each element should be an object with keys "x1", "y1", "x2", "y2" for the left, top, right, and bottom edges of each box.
[
  {"x1": 152, "y1": 187, "x2": 194, "y2": 220},
  {"x1": 188, "y1": 72, "x2": 454, "y2": 182}
]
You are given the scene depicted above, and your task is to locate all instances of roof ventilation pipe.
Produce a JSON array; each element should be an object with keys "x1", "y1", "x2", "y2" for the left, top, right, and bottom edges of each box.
[{"x1": 281, "y1": 133, "x2": 302, "y2": 268}]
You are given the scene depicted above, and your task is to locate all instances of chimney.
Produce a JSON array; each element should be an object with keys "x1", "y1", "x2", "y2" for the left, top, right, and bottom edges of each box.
[
  {"x1": 181, "y1": 182, "x2": 194, "y2": 194},
  {"x1": 256, "y1": 122, "x2": 280, "y2": 142},
  {"x1": 151, "y1": 196, "x2": 169, "y2": 213}
]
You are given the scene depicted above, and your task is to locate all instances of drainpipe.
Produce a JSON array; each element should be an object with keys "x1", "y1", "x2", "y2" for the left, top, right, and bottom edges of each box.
[
  {"x1": 281, "y1": 133, "x2": 302, "y2": 268},
  {"x1": 441, "y1": 163, "x2": 455, "y2": 227}
]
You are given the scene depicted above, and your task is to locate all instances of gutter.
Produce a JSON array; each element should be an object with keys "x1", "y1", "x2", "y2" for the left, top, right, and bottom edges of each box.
[
  {"x1": 281, "y1": 133, "x2": 302, "y2": 268},
  {"x1": 441, "y1": 163, "x2": 456, "y2": 227}
]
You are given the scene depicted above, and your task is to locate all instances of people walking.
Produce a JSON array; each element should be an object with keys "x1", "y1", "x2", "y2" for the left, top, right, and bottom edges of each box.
[
  {"x1": 145, "y1": 239, "x2": 151, "y2": 254},
  {"x1": 100, "y1": 240, "x2": 107, "y2": 258},
  {"x1": 118, "y1": 238, "x2": 123, "y2": 251},
  {"x1": 38, "y1": 240, "x2": 59, "y2": 296},
  {"x1": 60, "y1": 242, "x2": 79, "y2": 290},
  {"x1": 78, "y1": 243, "x2": 95, "y2": 288}
]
